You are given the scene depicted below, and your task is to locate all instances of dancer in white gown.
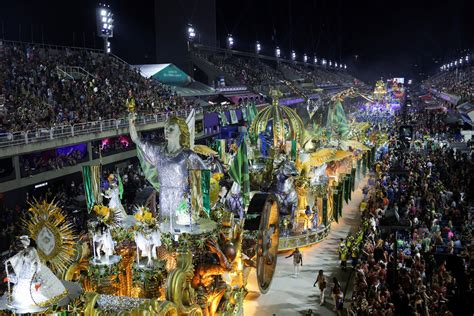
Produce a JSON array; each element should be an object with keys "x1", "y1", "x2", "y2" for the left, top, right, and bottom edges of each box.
[
  {"x1": 4, "y1": 236, "x2": 67, "y2": 312},
  {"x1": 103, "y1": 175, "x2": 127, "y2": 221}
]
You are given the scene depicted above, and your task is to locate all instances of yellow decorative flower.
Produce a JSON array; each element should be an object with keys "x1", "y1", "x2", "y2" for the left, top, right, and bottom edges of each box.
[
  {"x1": 143, "y1": 212, "x2": 153, "y2": 222},
  {"x1": 134, "y1": 205, "x2": 156, "y2": 226},
  {"x1": 134, "y1": 212, "x2": 143, "y2": 221},
  {"x1": 94, "y1": 204, "x2": 110, "y2": 219},
  {"x1": 212, "y1": 173, "x2": 224, "y2": 181}
]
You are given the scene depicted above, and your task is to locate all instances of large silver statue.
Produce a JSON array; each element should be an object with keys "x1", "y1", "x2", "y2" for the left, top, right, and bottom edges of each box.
[{"x1": 129, "y1": 116, "x2": 205, "y2": 231}]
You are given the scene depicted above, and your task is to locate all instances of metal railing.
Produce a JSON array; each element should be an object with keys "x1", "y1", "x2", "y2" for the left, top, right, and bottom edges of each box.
[{"x1": 0, "y1": 110, "x2": 194, "y2": 149}]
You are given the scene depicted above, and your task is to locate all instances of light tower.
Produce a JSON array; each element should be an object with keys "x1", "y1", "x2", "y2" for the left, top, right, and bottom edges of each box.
[
  {"x1": 256, "y1": 41, "x2": 261, "y2": 54},
  {"x1": 227, "y1": 34, "x2": 234, "y2": 49},
  {"x1": 275, "y1": 46, "x2": 281, "y2": 58},
  {"x1": 96, "y1": 3, "x2": 114, "y2": 54}
]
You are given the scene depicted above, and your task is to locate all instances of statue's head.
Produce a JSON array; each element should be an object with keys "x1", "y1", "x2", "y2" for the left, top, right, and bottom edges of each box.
[
  {"x1": 165, "y1": 116, "x2": 190, "y2": 149},
  {"x1": 19, "y1": 235, "x2": 30, "y2": 248}
]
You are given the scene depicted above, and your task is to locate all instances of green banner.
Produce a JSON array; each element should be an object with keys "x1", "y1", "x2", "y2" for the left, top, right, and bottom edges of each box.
[
  {"x1": 291, "y1": 140, "x2": 297, "y2": 161},
  {"x1": 242, "y1": 106, "x2": 247, "y2": 121},
  {"x1": 229, "y1": 137, "x2": 250, "y2": 207},
  {"x1": 201, "y1": 170, "x2": 211, "y2": 214},
  {"x1": 371, "y1": 147, "x2": 376, "y2": 167},
  {"x1": 82, "y1": 166, "x2": 94, "y2": 211},
  {"x1": 348, "y1": 174, "x2": 352, "y2": 200},
  {"x1": 362, "y1": 153, "x2": 367, "y2": 176},
  {"x1": 351, "y1": 168, "x2": 356, "y2": 192},
  {"x1": 366, "y1": 151, "x2": 371, "y2": 172},
  {"x1": 322, "y1": 197, "x2": 328, "y2": 226},
  {"x1": 333, "y1": 189, "x2": 339, "y2": 223},
  {"x1": 339, "y1": 182, "x2": 344, "y2": 217},
  {"x1": 357, "y1": 159, "x2": 361, "y2": 181}
]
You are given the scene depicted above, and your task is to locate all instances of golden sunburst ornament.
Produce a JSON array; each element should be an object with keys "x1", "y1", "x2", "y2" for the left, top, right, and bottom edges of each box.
[{"x1": 23, "y1": 199, "x2": 76, "y2": 274}]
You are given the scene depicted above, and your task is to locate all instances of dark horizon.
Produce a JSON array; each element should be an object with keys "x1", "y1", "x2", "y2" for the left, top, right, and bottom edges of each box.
[{"x1": 0, "y1": 0, "x2": 472, "y2": 84}]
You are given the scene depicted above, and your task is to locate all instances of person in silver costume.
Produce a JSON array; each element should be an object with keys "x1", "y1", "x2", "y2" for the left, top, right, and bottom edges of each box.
[{"x1": 129, "y1": 115, "x2": 205, "y2": 229}]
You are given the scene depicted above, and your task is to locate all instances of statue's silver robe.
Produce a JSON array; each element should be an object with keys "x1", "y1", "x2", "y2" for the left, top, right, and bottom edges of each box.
[{"x1": 137, "y1": 141, "x2": 205, "y2": 220}]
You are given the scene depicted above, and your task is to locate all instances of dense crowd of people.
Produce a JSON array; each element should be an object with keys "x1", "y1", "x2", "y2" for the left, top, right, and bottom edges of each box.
[
  {"x1": 346, "y1": 98, "x2": 473, "y2": 315},
  {"x1": 423, "y1": 66, "x2": 474, "y2": 101},
  {"x1": 0, "y1": 41, "x2": 194, "y2": 132},
  {"x1": 20, "y1": 148, "x2": 87, "y2": 177},
  {"x1": 194, "y1": 51, "x2": 358, "y2": 93}
]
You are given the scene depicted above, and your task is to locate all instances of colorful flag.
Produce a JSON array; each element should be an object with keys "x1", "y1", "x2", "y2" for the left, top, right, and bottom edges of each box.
[
  {"x1": 82, "y1": 165, "x2": 102, "y2": 212},
  {"x1": 117, "y1": 172, "x2": 124, "y2": 200}
]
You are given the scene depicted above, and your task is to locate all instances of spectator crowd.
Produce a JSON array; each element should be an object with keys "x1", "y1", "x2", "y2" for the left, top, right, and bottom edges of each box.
[
  {"x1": 346, "y1": 97, "x2": 473, "y2": 315},
  {"x1": 423, "y1": 66, "x2": 474, "y2": 102},
  {"x1": 0, "y1": 41, "x2": 194, "y2": 133}
]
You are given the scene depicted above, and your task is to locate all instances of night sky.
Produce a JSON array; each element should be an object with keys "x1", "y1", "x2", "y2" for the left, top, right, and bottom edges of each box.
[{"x1": 0, "y1": 0, "x2": 472, "y2": 84}]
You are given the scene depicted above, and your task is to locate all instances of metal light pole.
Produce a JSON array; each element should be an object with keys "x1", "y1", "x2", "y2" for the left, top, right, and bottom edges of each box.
[{"x1": 96, "y1": 4, "x2": 114, "y2": 54}]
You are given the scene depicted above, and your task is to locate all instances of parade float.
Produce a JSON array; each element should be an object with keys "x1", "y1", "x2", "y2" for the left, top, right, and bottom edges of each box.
[
  {"x1": 246, "y1": 87, "x2": 376, "y2": 251},
  {"x1": 373, "y1": 80, "x2": 387, "y2": 103},
  {"x1": 0, "y1": 85, "x2": 383, "y2": 315},
  {"x1": 0, "y1": 101, "x2": 280, "y2": 315}
]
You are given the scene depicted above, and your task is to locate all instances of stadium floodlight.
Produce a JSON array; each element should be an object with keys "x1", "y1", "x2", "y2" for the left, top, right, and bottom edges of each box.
[
  {"x1": 187, "y1": 24, "x2": 196, "y2": 42},
  {"x1": 291, "y1": 50, "x2": 296, "y2": 61},
  {"x1": 96, "y1": 3, "x2": 114, "y2": 54},
  {"x1": 303, "y1": 54, "x2": 308, "y2": 63},
  {"x1": 275, "y1": 47, "x2": 281, "y2": 58},
  {"x1": 227, "y1": 34, "x2": 234, "y2": 49},
  {"x1": 256, "y1": 41, "x2": 261, "y2": 54}
]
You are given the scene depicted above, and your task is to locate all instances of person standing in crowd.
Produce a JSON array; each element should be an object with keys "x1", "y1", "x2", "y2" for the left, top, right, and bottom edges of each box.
[
  {"x1": 331, "y1": 277, "x2": 344, "y2": 314},
  {"x1": 338, "y1": 238, "x2": 348, "y2": 271},
  {"x1": 285, "y1": 247, "x2": 303, "y2": 278},
  {"x1": 313, "y1": 269, "x2": 327, "y2": 305},
  {"x1": 351, "y1": 244, "x2": 360, "y2": 268}
]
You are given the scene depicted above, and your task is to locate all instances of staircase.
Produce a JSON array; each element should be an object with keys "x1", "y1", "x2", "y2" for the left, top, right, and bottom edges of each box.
[
  {"x1": 56, "y1": 66, "x2": 93, "y2": 81},
  {"x1": 190, "y1": 53, "x2": 240, "y2": 86}
]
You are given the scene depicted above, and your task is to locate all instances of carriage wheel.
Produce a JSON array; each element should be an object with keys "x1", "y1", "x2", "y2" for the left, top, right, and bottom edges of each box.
[{"x1": 247, "y1": 193, "x2": 280, "y2": 294}]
